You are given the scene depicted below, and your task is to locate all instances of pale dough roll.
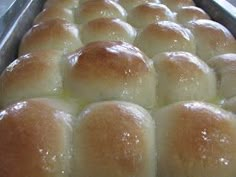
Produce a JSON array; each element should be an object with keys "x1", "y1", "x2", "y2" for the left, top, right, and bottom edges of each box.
[
  {"x1": 222, "y1": 96, "x2": 236, "y2": 114},
  {"x1": 72, "y1": 101, "x2": 156, "y2": 177},
  {"x1": 153, "y1": 101, "x2": 236, "y2": 177},
  {"x1": 134, "y1": 21, "x2": 196, "y2": 58},
  {"x1": 117, "y1": 0, "x2": 160, "y2": 11},
  {"x1": 75, "y1": 0, "x2": 127, "y2": 24},
  {"x1": 153, "y1": 52, "x2": 216, "y2": 106},
  {"x1": 63, "y1": 41, "x2": 157, "y2": 109},
  {"x1": 186, "y1": 19, "x2": 236, "y2": 61},
  {"x1": 44, "y1": 0, "x2": 79, "y2": 9},
  {"x1": 34, "y1": 6, "x2": 74, "y2": 25},
  {"x1": 127, "y1": 3, "x2": 175, "y2": 28},
  {"x1": 0, "y1": 98, "x2": 73, "y2": 177},
  {"x1": 176, "y1": 6, "x2": 210, "y2": 24},
  {"x1": 208, "y1": 53, "x2": 236, "y2": 99},
  {"x1": 161, "y1": 0, "x2": 195, "y2": 12},
  {"x1": 0, "y1": 50, "x2": 63, "y2": 107},
  {"x1": 19, "y1": 19, "x2": 82, "y2": 56},
  {"x1": 80, "y1": 18, "x2": 136, "y2": 45}
]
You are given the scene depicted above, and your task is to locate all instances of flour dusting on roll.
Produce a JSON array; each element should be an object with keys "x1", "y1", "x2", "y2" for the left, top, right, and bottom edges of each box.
[
  {"x1": 75, "y1": 0, "x2": 127, "y2": 24},
  {"x1": 73, "y1": 101, "x2": 156, "y2": 177},
  {"x1": 63, "y1": 41, "x2": 156, "y2": 109},
  {"x1": 0, "y1": 98, "x2": 73, "y2": 177},
  {"x1": 19, "y1": 19, "x2": 82, "y2": 56},
  {"x1": 208, "y1": 53, "x2": 236, "y2": 99},
  {"x1": 127, "y1": 3, "x2": 175, "y2": 28},
  {"x1": 134, "y1": 21, "x2": 196, "y2": 58},
  {"x1": 153, "y1": 51, "x2": 216, "y2": 106},
  {"x1": 80, "y1": 18, "x2": 136, "y2": 45},
  {"x1": 153, "y1": 101, "x2": 236, "y2": 177},
  {"x1": 186, "y1": 19, "x2": 236, "y2": 61},
  {"x1": 0, "y1": 50, "x2": 65, "y2": 107}
]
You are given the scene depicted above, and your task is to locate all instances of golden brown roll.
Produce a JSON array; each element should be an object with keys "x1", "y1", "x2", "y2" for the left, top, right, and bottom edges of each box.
[
  {"x1": 161, "y1": 0, "x2": 195, "y2": 12},
  {"x1": 75, "y1": 0, "x2": 127, "y2": 24},
  {"x1": 63, "y1": 41, "x2": 157, "y2": 109},
  {"x1": 44, "y1": 0, "x2": 79, "y2": 9},
  {"x1": 127, "y1": 3, "x2": 175, "y2": 28},
  {"x1": 19, "y1": 19, "x2": 82, "y2": 56},
  {"x1": 0, "y1": 50, "x2": 64, "y2": 107},
  {"x1": 176, "y1": 6, "x2": 210, "y2": 24},
  {"x1": 72, "y1": 101, "x2": 156, "y2": 177},
  {"x1": 153, "y1": 52, "x2": 216, "y2": 106},
  {"x1": 117, "y1": 0, "x2": 160, "y2": 11},
  {"x1": 186, "y1": 19, "x2": 236, "y2": 61},
  {"x1": 222, "y1": 96, "x2": 236, "y2": 114},
  {"x1": 0, "y1": 98, "x2": 73, "y2": 177},
  {"x1": 153, "y1": 101, "x2": 236, "y2": 177},
  {"x1": 134, "y1": 21, "x2": 196, "y2": 58},
  {"x1": 208, "y1": 53, "x2": 236, "y2": 99},
  {"x1": 33, "y1": 6, "x2": 74, "y2": 24},
  {"x1": 80, "y1": 18, "x2": 136, "y2": 45}
]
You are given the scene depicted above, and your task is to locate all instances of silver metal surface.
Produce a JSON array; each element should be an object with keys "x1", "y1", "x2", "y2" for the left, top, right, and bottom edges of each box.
[{"x1": 0, "y1": 0, "x2": 45, "y2": 74}]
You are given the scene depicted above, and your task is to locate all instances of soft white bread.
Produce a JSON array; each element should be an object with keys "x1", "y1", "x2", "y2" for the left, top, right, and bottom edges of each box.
[
  {"x1": 176, "y1": 6, "x2": 210, "y2": 25},
  {"x1": 222, "y1": 96, "x2": 236, "y2": 114},
  {"x1": 127, "y1": 3, "x2": 175, "y2": 28},
  {"x1": 186, "y1": 19, "x2": 236, "y2": 61},
  {"x1": 19, "y1": 19, "x2": 82, "y2": 56},
  {"x1": 33, "y1": 6, "x2": 74, "y2": 25},
  {"x1": 72, "y1": 101, "x2": 156, "y2": 177},
  {"x1": 117, "y1": 0, "x2": 160, "y2": 11},
  {"x1": 208, "y1": 53, "x2": 236, "y2": 99},
  {"x1": 80, "y1": 18, "x2": 136, "y2": 45},
  {"x1": 134, "y1": 21, "x2": 196, "y2": 58},
  {"x1": 44, "y1": 0, "x2": 79, "y2": 9},
  {"x1": 75, "y1": 0, "x2": 127, "y2": 24},
  {"x1": 0, "y1": 98, "x2": 73, "y2": 177},
  {"x1": 161, "y1": 0, "x2": 195, "y2": 12},
  {"x1": 153, "y1": 101, "x2": 236, "y2": 177},
  {"x1": 0, "y1": 50, "x2": 63, "y2": 107},
  {"x1": 153, "y1": 52, "x2": 216, "y2": 106},
  {"x1": 63, "y1": 41, "x2": 157, "y2": 109}
]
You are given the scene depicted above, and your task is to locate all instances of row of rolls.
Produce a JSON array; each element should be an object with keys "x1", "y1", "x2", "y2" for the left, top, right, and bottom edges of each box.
[{"x1": 0, "y1": 0, "x2": 236, "y2": 177}]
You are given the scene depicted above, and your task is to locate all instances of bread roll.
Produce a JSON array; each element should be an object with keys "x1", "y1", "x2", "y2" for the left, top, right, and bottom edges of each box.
[
  {"x1": 222, "y1": 96, "x2": 236, "y2": 114},
  {"x1": 44, "y1": 0, "x2": 79, "y2": 9},
  {"x1": 63, "y1": 41, "x2": 157, "y2": 109},
  {"x1": 72, "y1": 101, "x2": 156, "y2": 177},
  {"x1": 0, "y1": 50, "x2": 63, "y2": 107},
  {"x1": 19, "y1": 19, "x2": 82, "y2": 56},
  {"x1": 0, "y1": 98, "x2": 73, "y2": 177},
  {"x1": 80, "y1": 18, "x2": 136, "y2": 45},
  {"x1": 153, "y1": 52, "x2": 216, "y2": 106},
  {"x1": 208, "y1": 53, "x2": 236, "y2": 99},
  {"x1": 176, "y1": 6, "x2": 210, "y2": 25},
  {"x1": 127, "y1": 3, "x2": 175, "y2": 28},
  {"x1": 33, "y1": 6, "x2": 74, "y2": 25},
  {"x1": 75, "y1": 0, "x2": 127, "y2": 24},
  {"x1": 186, "y1": 19, "x2": 236, "y2": 61},
  {"x1": 134, "y1": 21, "x2": 196, "y2": 58},
  {"x1": 117, "y1": 0, "x2": 160, "y2": 11},
  {"x1": 153, "y1": 101, "x2": 236, "y2": 177},
  {"x1": 161, "y1": 0, "x2": 195, "y2": 12}
]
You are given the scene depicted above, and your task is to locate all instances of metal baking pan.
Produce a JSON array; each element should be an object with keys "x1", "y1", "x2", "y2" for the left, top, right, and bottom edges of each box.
[
  {"x1": 0, "y1": 0, "x2": 45, "y2": 74},
  {"x1": 0, "y1": 0, "x2": 235, "y2": 74}
]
